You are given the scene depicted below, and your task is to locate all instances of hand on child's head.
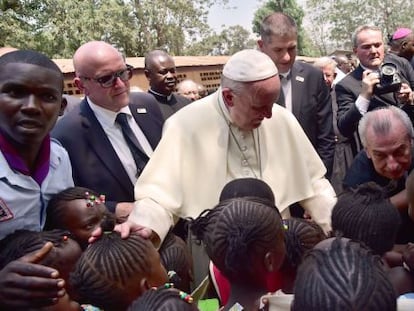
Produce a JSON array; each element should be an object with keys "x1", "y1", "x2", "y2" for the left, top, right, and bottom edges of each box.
[{"x1": 0, "y1": 242, "x2": 66, "y2": 309}]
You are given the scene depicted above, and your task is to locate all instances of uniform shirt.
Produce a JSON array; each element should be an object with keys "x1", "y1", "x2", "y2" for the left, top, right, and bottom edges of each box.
[{"x1": 0, "y1": 139, "x2": 74, "y2": 239}]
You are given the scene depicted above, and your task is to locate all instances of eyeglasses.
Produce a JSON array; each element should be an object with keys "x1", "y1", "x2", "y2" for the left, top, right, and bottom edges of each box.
[{"x1": 81, "y1": 65, "x2": 133, "y2": 88}]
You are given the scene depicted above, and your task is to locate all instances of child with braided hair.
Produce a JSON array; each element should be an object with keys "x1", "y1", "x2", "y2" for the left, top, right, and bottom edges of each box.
[
  {"x1": 332, "y1": 182, "x2": 414, "y2": 298},
  {"x1": 45, "y1": 186, "x2": 115, "y2": 250},
  {"x1": 0, "y1": 229, "x2": 83, "y2": 311},
  {"x1": 159, "y1": 230, "x2": 194, "y2": 292},
  {"x1": 190, "y1": 197, "x2": 286, "y2": 311},
  {"x1": 69, "y1": 231, "x2": 168, "y2": 311},
  {"x1": 259, "y1": 218, "x2": 326, "y2": 310},
  {"x1": 279, "y1": 218, "x2": 326, "y2": 293},
  {"x1": 209, "y1": 178, "x2": 286, "y2": 306},
  {"x1": 331, "y1": 182, "x2": 401, "y2": 256},
  {"x1": 292, "y1": 237, "x2": 397, "y2": 311},
  {"x1": 128, "y1": 283, "x2": 199, "y2": 311}
]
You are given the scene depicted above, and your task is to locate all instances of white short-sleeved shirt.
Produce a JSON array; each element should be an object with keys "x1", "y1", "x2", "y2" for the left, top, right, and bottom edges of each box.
[{"x1": 0, "y1": 139, "x2": 74, "y2": 240}]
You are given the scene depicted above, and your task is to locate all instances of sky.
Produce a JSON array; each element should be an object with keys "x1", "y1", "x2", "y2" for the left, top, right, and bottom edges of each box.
[{"x1": 207, "y1": 0, "x2": 264, "y2": 35}]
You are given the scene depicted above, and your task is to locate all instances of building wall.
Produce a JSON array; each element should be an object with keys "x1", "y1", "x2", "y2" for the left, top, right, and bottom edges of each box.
[
  {"x1": 61, "y1": 55, "x2": 316, "y2": 97},
  {"x1": 63, "y1": 64, "x2": 224, "y2": 97}
]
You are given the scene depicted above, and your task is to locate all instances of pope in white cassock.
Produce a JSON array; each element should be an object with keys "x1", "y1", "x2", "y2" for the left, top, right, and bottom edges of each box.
[{"x1": 117, "y1": 49, "x2": 336, "y2": 245}]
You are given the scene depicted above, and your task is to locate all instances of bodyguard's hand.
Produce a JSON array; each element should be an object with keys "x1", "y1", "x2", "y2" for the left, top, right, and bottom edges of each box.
[{"x1": 0, "y1": 242, "x2": 65, "y2": 309}]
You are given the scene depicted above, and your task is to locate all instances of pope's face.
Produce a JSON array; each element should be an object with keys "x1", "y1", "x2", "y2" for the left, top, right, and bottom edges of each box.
[{"x1": 225, "y1": 75, "x2": 280, "y2": 130}]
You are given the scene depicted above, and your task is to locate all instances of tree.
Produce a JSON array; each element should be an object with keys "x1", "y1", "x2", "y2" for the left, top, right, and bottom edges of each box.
[
  {"x1": 251, "y1": 0, "x2": 309, "y2": 55},
  {"x1": 0, "y1": 0, "x2": 229, "y2": 58},
  {"x1": 306, "y1": 0, "x2": 414, "y2": 53},
  {"x1": 186, "y1": 25, "x2": 256, "y2": 55}
]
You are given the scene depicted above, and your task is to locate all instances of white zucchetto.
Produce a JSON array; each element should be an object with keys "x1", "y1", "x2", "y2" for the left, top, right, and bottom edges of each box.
[{"x1": 222, "y1": 49, "x2": 278, "y2": 82}]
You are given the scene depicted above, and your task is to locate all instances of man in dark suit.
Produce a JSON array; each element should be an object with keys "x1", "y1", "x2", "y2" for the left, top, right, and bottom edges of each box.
[
  {"x1": 52, "y1": 41, "x2": 164, "y2": 218},
  {"x1": 144, "y1": 49, "x2": 191, "y2": 120},
  {"x1": 258, "y1": 12, "x2": 335, "y2": 179},
  {"x1": 335, "y1": 25, "x2": 414, "y2": 156}
]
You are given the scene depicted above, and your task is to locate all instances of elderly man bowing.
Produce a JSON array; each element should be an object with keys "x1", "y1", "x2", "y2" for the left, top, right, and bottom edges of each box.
[{"x1": 115, "y1": 49, "x2": 336, "y2": 242}]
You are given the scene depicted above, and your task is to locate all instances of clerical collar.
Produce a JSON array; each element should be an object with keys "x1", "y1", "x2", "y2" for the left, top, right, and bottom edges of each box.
[{"x1": 149, "y1": 88, "x2": 173, "y2": 101}]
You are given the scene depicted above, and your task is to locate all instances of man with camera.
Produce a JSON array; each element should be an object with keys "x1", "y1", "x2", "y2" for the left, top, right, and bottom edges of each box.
[{"x1": 335, "y1": 25, "x2": 414, "y2": 157}]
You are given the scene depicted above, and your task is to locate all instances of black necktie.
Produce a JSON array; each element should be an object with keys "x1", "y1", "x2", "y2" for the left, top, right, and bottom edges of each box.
[
  {"x1": 277, "y1": 74, "x2": 286, "y2": 107},
  {"x1": 115, "y1": 113, "x2": 149, "y2": 176}
]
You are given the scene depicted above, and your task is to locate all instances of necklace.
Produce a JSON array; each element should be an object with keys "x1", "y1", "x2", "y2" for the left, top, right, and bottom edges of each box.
[
  {"x1": 218, "y1": 98, "x2": 262, "y2": 179},
  {"x1": 228, "y1": 125, "x2": 262, "y2": 179}
]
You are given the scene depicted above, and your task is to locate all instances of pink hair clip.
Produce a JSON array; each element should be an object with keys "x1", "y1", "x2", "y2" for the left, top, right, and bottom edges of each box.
[{"x1": 85, "y1": 192, "x2": 106, "y2": 207}]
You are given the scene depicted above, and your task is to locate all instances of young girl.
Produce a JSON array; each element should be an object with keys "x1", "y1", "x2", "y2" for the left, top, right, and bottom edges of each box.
[
  {"x1": 279, "y1": 217, "x2": 326, "y2": 293},
  {"x1": 45, "y1": 186, "x2": 115, "y2": 249},
  {"x1": 69, "y1": 231, "x2": 168, "y2": 311},
  {"x1": 210, "y1": 178, "x2": 284, "y2": 305},
  {"x1": 292, "y1": 237, "x2": 396, "y2": 311},
  {"x1": 128, "y1": 284, "x2": 199, "y2": 311},
  {"x1": 260, "y1": 218, "x2": 326, "y2": 311},
  {"x1": 159, "y1": 230, "x2": 194, "y2": 292},
  {"x1": 0, "y1": 229, "x2": 83, "y2": 311},
  {"x1": 190, "y1": 197, "x2": 286, "y2": 311}
]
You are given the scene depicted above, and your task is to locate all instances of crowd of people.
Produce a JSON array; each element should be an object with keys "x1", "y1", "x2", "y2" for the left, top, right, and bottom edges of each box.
[{"x1": 1, "y1": 10, "x2": 414, "y2": 311}]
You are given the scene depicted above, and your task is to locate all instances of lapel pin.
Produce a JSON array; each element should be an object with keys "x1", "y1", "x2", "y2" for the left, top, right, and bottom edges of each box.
[
  {"x1": 296, "y1": 76, "x2": 304, "y2": 82},
  {"x1": 137, "y1": 108, "x2": 147, "y2": 114}
]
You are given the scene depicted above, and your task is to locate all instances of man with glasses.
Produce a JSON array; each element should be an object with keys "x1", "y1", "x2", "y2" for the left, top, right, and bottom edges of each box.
[
  {"x1": 144, "y1": 49, "x2": 190, "y2": 120},
  {"x1": 52, "y1": 41, "x2": 164, "y2": 220}
]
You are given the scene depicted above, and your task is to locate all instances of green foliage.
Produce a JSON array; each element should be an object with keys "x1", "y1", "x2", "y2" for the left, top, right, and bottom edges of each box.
[
  {"x1": 251, "y1": 0, "x2": 308, "y2": 55},
  {"x1": 0, "y1": 0, "x2": 228, "y2": 58},
  {"x1": 185, "y1": 25, "x2": 256, "y2": 55},
  {"x1": 306, "y1": 0, "x2": 414, "y2": 53}
]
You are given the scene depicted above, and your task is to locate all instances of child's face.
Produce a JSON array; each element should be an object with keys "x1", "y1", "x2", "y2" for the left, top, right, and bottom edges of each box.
[
  {"x1": 40, "y1": 237, "x2": 82, "y2": 282},
  {"x1": 146, "y1": 247, "x2": 169, "y2": 287},
  {"x1": 124, "y1": 245, "x2": 168, "y2": 306},
  {"x1": 62, "y1": 199, "x2": 106, "y2": 248}
]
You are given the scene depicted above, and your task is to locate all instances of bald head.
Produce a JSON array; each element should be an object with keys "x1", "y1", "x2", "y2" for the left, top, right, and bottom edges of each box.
[
  {"x1": 144, "y1": 50, "x2": 173, "y2": 70},
  {"x1": 0, "y1": 47, "x2": 18, "y2": 57},
  {"x1": 144, "y1": 49, "x2": 177, "y2": 95},
  {"x1": 176, "y1": 79, "x2": 200, "y2": 101},
  {"x1": 72, "y1": 41, "x2": 131, "y2": 111},
  {"x1": 73, "y1": 41, "x2": 124, "y2": 77},
  {"x1": 334, "y1": 54, "x2": 353, "y2": 74}
]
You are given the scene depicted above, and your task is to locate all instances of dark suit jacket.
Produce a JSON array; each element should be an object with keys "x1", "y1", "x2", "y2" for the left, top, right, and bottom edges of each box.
[
  {"x1": 336, "y1": 54, "x2": 414, "y2": 154},
  {"x1": 148, "y1": 90, "x2": 191, "y2": 120},
  {"x1": 51, "y1": 92, "x2": 164, "y2": 212},
  {"x1": 283, "y1": 61, "x2": 335, "y2": 177}
]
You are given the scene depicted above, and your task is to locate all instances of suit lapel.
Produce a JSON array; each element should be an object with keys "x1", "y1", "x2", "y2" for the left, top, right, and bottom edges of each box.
[
  {"x1": 79, "y1": 100, "x2": 133, "y2": 189},
  {"x1": 130, "y1": 104, "x2": 159, "y2": 150},
  {"x1": 290, "y1": 62, "x2": 303, "y2": 118}
]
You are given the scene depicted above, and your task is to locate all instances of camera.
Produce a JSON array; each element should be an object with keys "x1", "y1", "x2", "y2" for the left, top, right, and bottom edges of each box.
[{"x1": 373, "y1": 63, "x2": 402, "y2": 95}]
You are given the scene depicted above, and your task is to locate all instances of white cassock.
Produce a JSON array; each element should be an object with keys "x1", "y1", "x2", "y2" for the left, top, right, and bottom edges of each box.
[{"x1": 129, "y1": 88, "x2": 336, "y2": 242}]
